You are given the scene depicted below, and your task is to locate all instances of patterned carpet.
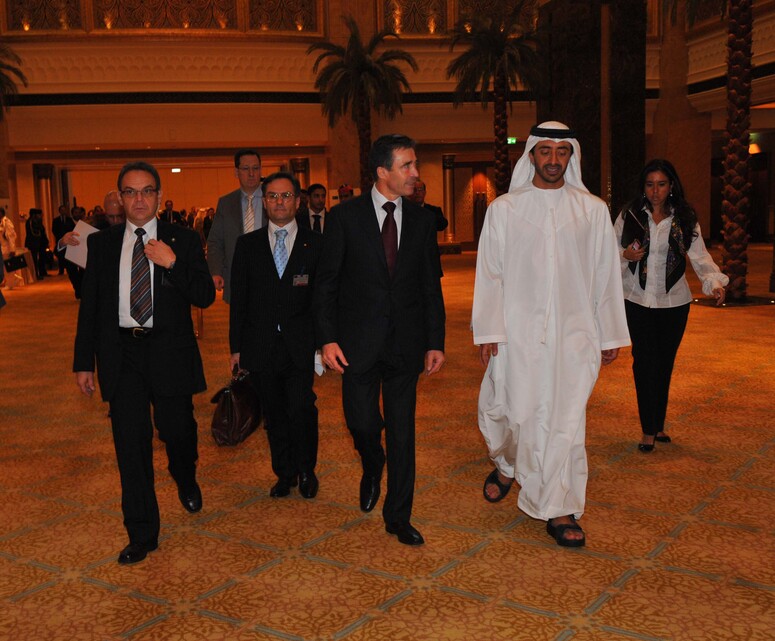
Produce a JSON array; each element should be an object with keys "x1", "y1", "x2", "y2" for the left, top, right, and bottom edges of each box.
[{"x1": 1, "y1": 245, "x2": 773, "y2": 641}]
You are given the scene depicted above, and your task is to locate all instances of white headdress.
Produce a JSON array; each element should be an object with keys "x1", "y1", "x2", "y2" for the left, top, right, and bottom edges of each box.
[{"x1": 508, "y1": 121, "x2": 587, "y2": 192}]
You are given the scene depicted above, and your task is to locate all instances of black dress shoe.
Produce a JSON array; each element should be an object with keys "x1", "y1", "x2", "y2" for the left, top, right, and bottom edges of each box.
[
  {"x1": 118, "y1": 541, "x2": 158, "y2": 565},
  {"x1": 385, "y1": 521, "x2": 424, "y2": 546},
  {"x1": 270, "y1": 476, "x2": 297, "y2": 497},
  {"x1": 178, "y1": 482, "x2": 203, "y2": 513},
  {"x1": 359, "y1": 474, "x2": 381, "y2": 512},
  {"x1": 298, "y1": 472, "x2": 319, "y2": 499}
]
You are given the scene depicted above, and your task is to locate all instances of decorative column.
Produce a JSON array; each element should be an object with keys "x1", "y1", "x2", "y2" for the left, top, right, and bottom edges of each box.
[
  {"x1": 290, "y1": 157, "x2": 310, "y2": 189},
  {"x1": 33, "y1": 163, "x2": 55, "y2": 240},
  {"x1": 442, "y1": 154, "x2": 456, "y2": 243}
]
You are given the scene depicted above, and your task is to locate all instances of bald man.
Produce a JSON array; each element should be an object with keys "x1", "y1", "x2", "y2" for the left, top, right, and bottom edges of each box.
[{"x1": 104, "y1": 190, "x2": 126, "y2": 226}]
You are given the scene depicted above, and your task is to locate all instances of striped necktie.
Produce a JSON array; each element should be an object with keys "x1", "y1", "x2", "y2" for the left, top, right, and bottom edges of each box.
[
  {"x1": 244, "y1": 194, "x2": 254, "y2": 233},
  {"x1": 129, "y1": 228, "x2": 152, "y2": 325}
]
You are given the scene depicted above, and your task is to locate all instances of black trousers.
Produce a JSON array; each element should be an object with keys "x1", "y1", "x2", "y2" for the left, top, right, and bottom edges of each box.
[
  {"x1": 63, "y1": 259, "x2": 83, "y2": 299},
  {"x1": 342, "y1": 359, "x2": 419, "y2": 524},
  {"x1": 253, "y1": 337, "x2": 318, "y2": 480},
  {"x1": 29, "y1": 247, "x2": 47, "y2": 279},
  {"x1": 108, "y1": 334, "x2": 199, "y2": 545},
  {"x1": 625, "y1": 300, "x2": 690, "y2": 436}
]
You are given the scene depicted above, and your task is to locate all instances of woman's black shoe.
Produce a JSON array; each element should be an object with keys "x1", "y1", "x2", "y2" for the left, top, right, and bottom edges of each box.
[
  {"x1": 638, "y1": 442, "x2": 655, "y2": 453},
  {"x1": 655, "y1": 434, "x2": 672, "y2": 443}
]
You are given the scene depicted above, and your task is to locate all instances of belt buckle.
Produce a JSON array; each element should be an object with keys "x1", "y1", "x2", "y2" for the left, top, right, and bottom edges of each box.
[{"x1": 131, "y1": 327, "x2": 146, "y2": 338}]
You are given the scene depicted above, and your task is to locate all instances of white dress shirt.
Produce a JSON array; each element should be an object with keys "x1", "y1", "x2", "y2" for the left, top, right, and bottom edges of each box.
[
  {"x1": 119, "y1": 218, "x2": 157, "y2": 328},
  {"x1": 371, "y1": 186, "x2": 402, "y2": 248}
]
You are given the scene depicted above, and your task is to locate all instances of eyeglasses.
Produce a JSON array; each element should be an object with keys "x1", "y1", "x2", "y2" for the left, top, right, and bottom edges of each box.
[
  {"x1": 265, "y1": 192, "x2": 296, "y2": 202},
  {"x1": 120, "y1": 188, "x2": 159, "y2": 199}
]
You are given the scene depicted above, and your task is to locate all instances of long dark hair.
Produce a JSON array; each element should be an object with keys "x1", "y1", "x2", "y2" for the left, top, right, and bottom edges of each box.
[
  {"x1": 625, "y1": 158, "x2": 697, "y2": 241},
  {"x1": 623, "y1": 158, "x2": 698, "y2": 242}
]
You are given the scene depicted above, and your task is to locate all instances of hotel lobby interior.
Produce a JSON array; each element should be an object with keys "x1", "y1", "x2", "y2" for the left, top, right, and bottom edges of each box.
[{"x1": 1, "y1": 1, "x2": 774, "y2": 640}]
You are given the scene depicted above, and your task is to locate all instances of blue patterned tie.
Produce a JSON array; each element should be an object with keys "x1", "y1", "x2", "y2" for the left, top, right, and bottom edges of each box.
[
  {"x1": 129, "y1": 228, "x2": 152, "y2": 325},
  {"x1": 273, "y1": 228, "x2": 288, "y2": 277}
]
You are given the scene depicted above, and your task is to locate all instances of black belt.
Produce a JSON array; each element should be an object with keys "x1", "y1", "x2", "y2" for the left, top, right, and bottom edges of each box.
[{"x1": 119, "y1": 327, "x2": 153, "y2": 338}]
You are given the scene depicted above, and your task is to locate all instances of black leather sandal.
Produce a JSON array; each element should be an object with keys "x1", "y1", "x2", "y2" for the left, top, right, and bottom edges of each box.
[
  {"x1": 546, "y1": 515, "x2": 586, "y2": 548},
  {"x1": 482, "y1": 469, "x2": 513, "y2": 503}
]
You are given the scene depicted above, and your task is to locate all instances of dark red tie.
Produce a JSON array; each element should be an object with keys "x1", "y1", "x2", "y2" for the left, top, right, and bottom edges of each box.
[{"x1": 381, "y1": 201, "x2": 397, "y2": 277}]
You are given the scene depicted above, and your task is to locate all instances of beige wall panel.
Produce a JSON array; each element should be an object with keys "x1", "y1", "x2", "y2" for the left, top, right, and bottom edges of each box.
[
  {"x1": 381, "y1": 102, "x2": 536, "y2": 144},
  {"x1": 7, "y1": 103, "x2": 329, "y2": 151}
]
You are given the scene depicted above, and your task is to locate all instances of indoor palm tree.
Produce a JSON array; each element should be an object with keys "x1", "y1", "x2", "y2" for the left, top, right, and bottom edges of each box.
[
  {"x1": 307, "y1": 16, "x2": 418, "y2": 191},
  {"x1": 0, "y1": 42, "x2": 27, "y2": 120},
  {"x1": 665, "y1": 0, "x2": 751, "y2": 300},
  {"x1": 447, "y1": 2, "x2": 540, "y2": 196}
]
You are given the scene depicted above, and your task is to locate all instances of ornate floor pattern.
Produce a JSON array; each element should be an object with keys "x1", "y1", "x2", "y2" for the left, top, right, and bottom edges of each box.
[{"x1": 1, "y1": 245, "x2": 773, "y2": 641}]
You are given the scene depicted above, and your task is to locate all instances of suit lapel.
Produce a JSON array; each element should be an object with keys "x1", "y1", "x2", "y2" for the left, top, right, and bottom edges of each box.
[{"x1": 108, "y1": 224, "x2": 125, "y2": 310}]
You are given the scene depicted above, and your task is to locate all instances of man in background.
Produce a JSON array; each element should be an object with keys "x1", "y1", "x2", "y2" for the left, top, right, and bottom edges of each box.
[
  {"x1": 207, "y1": 149, "x2": 265, "y2": 303},
  {"x1": 411, "y1": 180, "x2": 448, "y2": 232},
  {"x1": 297, "y1": 183, "x2": 327, "y2": 233}
]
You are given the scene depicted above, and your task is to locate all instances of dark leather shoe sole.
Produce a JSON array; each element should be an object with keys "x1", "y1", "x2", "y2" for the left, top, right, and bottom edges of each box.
[
  {"x1": 118, "y1": 541, "x2": 158, "y2": 565},
  {"x1": 359, "y1": 475, "x2": 381, "y2": 512}
]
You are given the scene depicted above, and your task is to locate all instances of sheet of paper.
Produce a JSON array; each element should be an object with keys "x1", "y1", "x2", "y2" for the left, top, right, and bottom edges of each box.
[{"x1": 65, "y1": 221, "x2": 99, "y2": 268}]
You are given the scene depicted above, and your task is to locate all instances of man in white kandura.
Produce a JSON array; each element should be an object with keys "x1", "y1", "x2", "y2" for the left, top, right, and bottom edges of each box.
[{"x1": 472, "y1": 121, "x2": 630, "y2": 548}]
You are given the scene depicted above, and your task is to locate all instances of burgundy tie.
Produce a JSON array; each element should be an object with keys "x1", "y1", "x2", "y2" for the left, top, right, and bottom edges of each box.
[{"x1": 381, "y1": 201, "x2": 398, "y2": 277}]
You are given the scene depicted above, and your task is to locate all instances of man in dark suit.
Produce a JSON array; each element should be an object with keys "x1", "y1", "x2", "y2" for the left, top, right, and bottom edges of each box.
[
  {"x1": 207, "y1": 149, "x2": 266, "y2": 303},
  {"x1": 52, "y1": 205, "x2": 72, "y2": 274},
  {"x1": 296, "y1": 183, "x2": 327, "y2": 233},
  {"x1": 230, "y1": 172, "x2": 322, "y2": 499},
  {"x1": 73, "y1": 161, "x2": 215, "y2": 565},
  {"x1": 314, "y1": 134, "x2": 446, "y2": 546},
  {"x1": 411, "y1": 180, "x2": 449, "y2": 232},
  {"x1": 159, "y1": 199, "x2": 184, "y2": 226}
]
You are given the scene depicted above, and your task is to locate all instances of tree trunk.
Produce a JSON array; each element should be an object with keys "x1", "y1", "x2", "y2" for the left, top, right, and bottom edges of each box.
[
  {"x1": 355, "y1": 95, "x2": 372, "y2": 192},
  {"x1": 493, "y1": 67, "x2": 510, "y2": 196},
  {"x1": 721, "y1": 0, "x2": 753, "y2": 300}
]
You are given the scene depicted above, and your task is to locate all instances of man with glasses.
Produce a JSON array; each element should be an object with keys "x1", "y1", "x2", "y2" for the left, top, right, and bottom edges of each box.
[
  {"x1": 207, "y1": 149, "x2": 265, "y2": 303},
  {"x1": 229, "y1": 172, "x2": 322, "y2": 499},
  {"x1": 73, "y1": 161, "x2": 215, "y2": 565}
]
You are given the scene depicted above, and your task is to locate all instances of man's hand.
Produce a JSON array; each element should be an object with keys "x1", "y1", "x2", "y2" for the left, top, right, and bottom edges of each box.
[
  {"x1": 144, "y1": 239, "x2": 176, "y2": 269},
  {"x1": 229, "y1": 353, "x2": 240, "y2": 372},
  {"x1": 322, "y1": 342, "x2": 348, "y2": 373},
  {"x1": 601, "y1": 348, "x2": 619, "y2": 365},
  {"x1": 212, "y1": 275, "x2": 224, "y2": 291},
  {"x1": 479, "y1": 343, "x2": 499, "y2": 367},
  {"x1": 59, "y1": 231, "x2": 80, "y2": 249},
  {"x1": 424, "y1": 350, "x2": 445, "y2": 375},
  {"x1": 75, "y1": 371, "x2": 95, "y2": 396}
]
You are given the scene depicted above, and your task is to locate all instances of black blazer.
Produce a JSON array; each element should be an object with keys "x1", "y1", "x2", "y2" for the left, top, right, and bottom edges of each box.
[
  {"x1": 423, "y1": 203, "x2": 449, "y2": 232},
  {"x1": 313, "y1": 194, "x2": 445, "y2": 374},
  {"x1": 230, "y1": 225, "x2": 323, "y2": 373},
  {"x1": 73, "y1": 221, "x2": 216, "y2": 401}
]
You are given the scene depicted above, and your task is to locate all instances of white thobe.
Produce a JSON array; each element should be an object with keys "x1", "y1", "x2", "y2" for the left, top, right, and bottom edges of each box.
[{"x1": 472, "y1": 184, "x2": 630, "y2": 521}]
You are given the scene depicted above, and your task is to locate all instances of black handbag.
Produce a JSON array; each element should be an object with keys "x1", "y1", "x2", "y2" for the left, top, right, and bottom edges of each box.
[
  {"x1": 3, "y1": 254, "x2": 27, "y2": 272},
  {"x1": 210, "y1": 368, "x2": 261, "y2": 446}
]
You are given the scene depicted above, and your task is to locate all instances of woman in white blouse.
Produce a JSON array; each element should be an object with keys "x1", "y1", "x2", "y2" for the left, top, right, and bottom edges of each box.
[{"x1": 615, "y1": 159, "x2": 728, "y2": 453}]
